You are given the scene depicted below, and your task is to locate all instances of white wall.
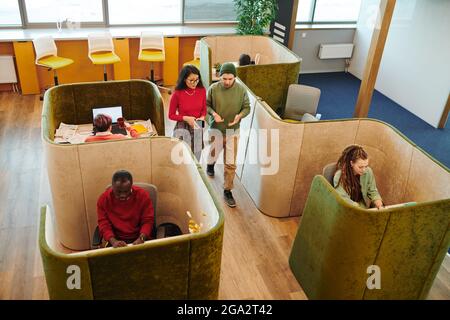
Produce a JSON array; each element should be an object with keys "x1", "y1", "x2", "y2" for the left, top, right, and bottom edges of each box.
[
  {"x1": 293, "y1": 28, "x2": 356, "y2": 74},
  {"x1": 349, "y1": 0, "x2": 450, "y2": 128}
]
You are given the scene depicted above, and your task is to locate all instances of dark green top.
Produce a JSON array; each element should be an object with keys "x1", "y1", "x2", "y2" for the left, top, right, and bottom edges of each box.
[{"x1": 206, "y1": 80, "x2": 250, "y2": 133}]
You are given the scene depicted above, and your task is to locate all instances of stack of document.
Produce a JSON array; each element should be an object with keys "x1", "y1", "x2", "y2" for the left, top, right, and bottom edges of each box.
[{"x1": 54, "y1": 123, "x2": 78, "y2": 143}]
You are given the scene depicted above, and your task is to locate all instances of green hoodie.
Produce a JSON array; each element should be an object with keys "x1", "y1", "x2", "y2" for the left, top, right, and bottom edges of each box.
[{"x1": 206, "y1": 80, "x2": 250, "y2": 133}]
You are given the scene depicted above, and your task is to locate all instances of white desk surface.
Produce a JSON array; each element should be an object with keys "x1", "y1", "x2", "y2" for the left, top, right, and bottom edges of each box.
[{"x1": 0, "y1": 25, "x2": 236, "y2": 42}]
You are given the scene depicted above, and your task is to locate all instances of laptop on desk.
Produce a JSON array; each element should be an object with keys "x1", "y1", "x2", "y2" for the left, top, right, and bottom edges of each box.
[{"x1": 92, "y1": 106, "x2": 127, "y2": 135}]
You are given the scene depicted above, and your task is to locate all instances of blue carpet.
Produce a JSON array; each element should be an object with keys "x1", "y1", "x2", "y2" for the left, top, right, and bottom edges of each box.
[{"x1": 298, "y1": 72, "x2": 450, "y2": 169}]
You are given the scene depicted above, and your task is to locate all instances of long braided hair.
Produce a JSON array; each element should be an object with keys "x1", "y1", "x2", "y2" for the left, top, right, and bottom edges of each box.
[{"x1": 336, "y1": 145, "x2": 368, "y2": 202}]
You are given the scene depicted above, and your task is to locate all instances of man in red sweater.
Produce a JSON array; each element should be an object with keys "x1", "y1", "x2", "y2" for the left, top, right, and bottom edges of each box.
[{"x1": 97, "y1": 170, "x2": 154, "y2": 248}]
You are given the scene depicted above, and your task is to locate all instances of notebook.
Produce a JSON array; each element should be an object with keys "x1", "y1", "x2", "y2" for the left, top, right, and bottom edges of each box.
[{"x1": 92, "y1": 106, "x2": 127, "y2": 135}]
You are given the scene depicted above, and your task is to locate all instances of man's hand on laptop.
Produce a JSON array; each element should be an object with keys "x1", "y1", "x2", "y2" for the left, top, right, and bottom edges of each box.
[{"x1": 109, "y1": 237, "x2": 127, "y2": 248}]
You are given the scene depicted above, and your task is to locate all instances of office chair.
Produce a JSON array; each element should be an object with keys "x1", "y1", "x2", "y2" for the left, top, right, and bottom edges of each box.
[
  {"x1": 322, "y1": 162, "x2": 337, "y2": 185},
  {"x1": 87, "y1": 32, "x2": 121, "y2": 81},
  {"x1": 183, "y1": 40, "x2": 201, "y2": 69},
  {"x1": 32, "y1": 35, "x2": 74, "y2": 100},
  {"x1": 92, "y1": 183, "x2": 158, "y2": 249},
  {"x1": 283, "y1": 84, "x2": 321, "y2": 122},
  {"x1": 138, "y1": 31, "x2": 171, "y2": 94}
]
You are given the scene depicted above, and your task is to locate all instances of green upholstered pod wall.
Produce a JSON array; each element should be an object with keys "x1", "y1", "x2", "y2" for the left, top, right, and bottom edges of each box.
[
  {"x1": 39, "y1": 207, "x2": 93, "y2": 300},
  {"x1": 289, "y1": 175, "x2": 450, "y2": 300},
  {"x1": 236, "y1": 62, "x2": 300, "y2": 114}
]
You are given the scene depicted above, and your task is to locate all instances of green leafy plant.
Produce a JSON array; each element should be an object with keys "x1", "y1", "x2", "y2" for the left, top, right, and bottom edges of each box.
[{"x1": 234, "y1": 0, "x2": 278, "y2": 35}]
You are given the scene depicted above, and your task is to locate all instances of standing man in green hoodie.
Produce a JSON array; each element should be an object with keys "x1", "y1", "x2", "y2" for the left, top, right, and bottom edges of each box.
[{"x1": 206, "y1": 62, "x2": 250, "y2": 207}]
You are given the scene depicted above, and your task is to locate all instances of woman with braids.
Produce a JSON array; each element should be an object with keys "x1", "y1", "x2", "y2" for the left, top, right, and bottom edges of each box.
[{"x1": 333, "y1": 145, "x2": 384, "y2": 209}]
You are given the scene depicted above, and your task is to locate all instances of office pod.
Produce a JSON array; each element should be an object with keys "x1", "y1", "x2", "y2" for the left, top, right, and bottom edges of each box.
[
  {"x1": 39, "y1": 136, "x2": 224, "y2": 299},
  {"x1": 199, "y1": 35, "x2": 301, "y2": 114},
  {"x1": 234, "y1": 87, "x2": 450, "y2": 219},
  {"x1": 288, "y1": 175, "x2": 450, "y2": 299}
]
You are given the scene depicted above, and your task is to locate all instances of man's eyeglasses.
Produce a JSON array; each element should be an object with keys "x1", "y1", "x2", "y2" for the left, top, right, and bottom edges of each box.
[{"x1": 186, "y1": 78, "x2": 200, "y2": 83}]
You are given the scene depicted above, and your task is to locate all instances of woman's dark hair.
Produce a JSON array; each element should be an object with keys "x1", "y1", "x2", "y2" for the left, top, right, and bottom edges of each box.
[
  {"x1": 175, "y1": 64, "x2": 204, "y2": 90},
  {"x1": 336, "y1": 145, "x2": 368, "y2": 202},
  {"x1": 112, "y1": 170, "x2": 133, "y2": 185},
  {"x1": 239, "y1": 53, "x2": 251, "y2": 66},
  {"x1": 93, "y1": 113, "x2": 112, "y2": 133}
]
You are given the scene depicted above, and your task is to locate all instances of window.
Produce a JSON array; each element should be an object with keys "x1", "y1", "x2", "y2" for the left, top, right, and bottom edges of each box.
[
  {"x1": 0, "y1": 0, "x2": 22, "y2": 26},
  {"x1": 1, "y1": 0, "x2": 238, "y2": 28},
  {"x1": 184, "y1": 0, "x2": 236, "y2": 22},
  {"x1": 296, "y1": 0, "x2": 314, "y2": 23},
  {"x1": 108, "y1": 0, "x2": 182, "y2": 25},
  {"x1": 25, "y1": 0, "x2": 103, "y2": 23},
  {"x1": 297, "y1": 0, "x2": 362, "y2": 24}
]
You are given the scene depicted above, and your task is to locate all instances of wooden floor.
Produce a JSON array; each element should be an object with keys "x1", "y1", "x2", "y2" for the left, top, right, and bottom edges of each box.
[{"x1": 0, "y1": 91, "x2": 448, "y2": 300}]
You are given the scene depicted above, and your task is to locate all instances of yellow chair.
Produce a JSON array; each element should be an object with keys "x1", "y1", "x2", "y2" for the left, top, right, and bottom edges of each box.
[
  {"x1": 87, "y1": 32, "x2": 121, "y2": 81},
  {"x1": 33, "y1": 35, "x2": 74, "y2": 87},
  {"x1": 183, "y1": 40, "x2": 200, "y2": 69},
  {"x1": 138, "y1": 31, "x2": 171, "y2": 93}
]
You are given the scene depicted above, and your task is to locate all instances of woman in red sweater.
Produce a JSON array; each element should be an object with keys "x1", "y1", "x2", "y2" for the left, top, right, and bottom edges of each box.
[{"x1": 169, "y1": 64, "x2": 207, "y2": 160}]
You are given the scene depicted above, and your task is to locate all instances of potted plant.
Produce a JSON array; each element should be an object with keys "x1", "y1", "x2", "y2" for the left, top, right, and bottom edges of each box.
[
  {"x1": 234, "y1": 0, "x2": 278, "y2": 35},
  {"x1": 214, "y1": 63, "x2": 222, "y2": 76}
]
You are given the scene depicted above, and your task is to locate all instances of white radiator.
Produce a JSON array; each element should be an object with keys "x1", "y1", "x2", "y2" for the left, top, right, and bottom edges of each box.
[
  {"x1": 318, "y1": 43, "x2": 354, "y2": 59},
  {"x1": 0, "y1": 55, "x2": 17, "y2": 84}
]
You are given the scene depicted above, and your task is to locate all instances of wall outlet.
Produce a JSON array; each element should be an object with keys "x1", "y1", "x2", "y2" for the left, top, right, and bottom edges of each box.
[{"x1": 302, "y1": 32, "x2": 307, "y2": 38}]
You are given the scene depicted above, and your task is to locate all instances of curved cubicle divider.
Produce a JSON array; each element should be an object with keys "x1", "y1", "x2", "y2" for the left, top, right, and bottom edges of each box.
[
  {"x1": 199, "y1": 36, "x2": 449, "y2": 221},
  {"x1": 42, "y1": 80, "x2": 165, "y2": 250},
  {"x1": 238, "y1": 95, "x2": 450, "y2": 218},
  {"x1": 195, "y1": 33, "x2": 449, "y2": 300},
  {"x1": 240, "y1": 100, "x2": 450, "y2": 218},
  {"x1": 40, "y1": 137, "x2": 225, "y2": 299},
  {"x1": 289, "y1": 175, "x2": 450, "y2": 299},
  {"x1": 199, "y1": 35, "x2": 301, "y2": 113},
  {"x1": 40, "y1": 80, "x2": 225, "y2": 299}
]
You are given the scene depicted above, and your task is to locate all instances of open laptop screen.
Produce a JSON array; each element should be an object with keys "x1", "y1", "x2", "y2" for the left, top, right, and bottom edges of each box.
[{"x1": 92, "y1": 106, "x2": 123, "y2": 123}]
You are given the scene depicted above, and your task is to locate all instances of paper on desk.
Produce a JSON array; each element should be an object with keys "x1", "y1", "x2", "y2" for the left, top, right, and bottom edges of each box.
[
  {"x1": 68, "y1": 134, "x2": 89, "y2": 144},
  {"x1": 55, "y1": 122, "x2": 78, "y2": 140}
]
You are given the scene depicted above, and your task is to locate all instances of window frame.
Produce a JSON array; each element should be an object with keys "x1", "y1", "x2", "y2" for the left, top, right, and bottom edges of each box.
[
  {"x1": 21, "y1": 0, "x2": 106, "y2": 28},
  {"x1": 0, "y1": 0, "x2": 238, "y2": 29},
  {"x1": 183, "y1": 0, "x2": 238, "y2": 24},
  {"x1": 106, "y1": 0, "x2": 184, "y2": 26},
  {"x1": 0, "y1": 0, "x2": 24, "y2": 28},
  {"x1": 297, "y1": 0, "x2": 361, "y2": 25}
]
